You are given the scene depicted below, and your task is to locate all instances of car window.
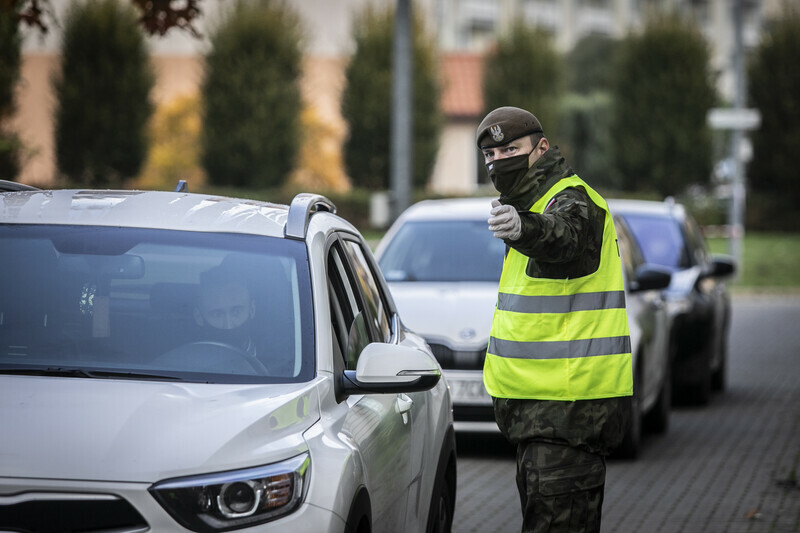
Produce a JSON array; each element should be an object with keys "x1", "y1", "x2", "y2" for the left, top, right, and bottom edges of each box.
[
  {"x1": 0, "y1": 224, "x2": 314, "y2": 384},
  {"x1": 341, "y1": 239, "x2": 391, "y2": 343},
  {"x1": 379, "y1": 220, "x2": 504, "y2": 282},
  {"x1": 327, "y1": 242, "x2": 371, "y2": 371},
  {"x1": 614, "y1": 220, "x2": 642, "y2": 282},
  {"x1": 621, "y1": 214, "x2": 691, "y2": 269},
  {"x1": 682, "y1": 215, "x2": 710, "y2": 266}
]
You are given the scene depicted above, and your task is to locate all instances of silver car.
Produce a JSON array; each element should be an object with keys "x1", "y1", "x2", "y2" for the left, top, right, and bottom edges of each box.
[
  {"x1": 0, "y1": 182, "x2": 456, "y2": 532},
  {"x1": 376, "y1": 197, "x2": 672, "y2": 458}
]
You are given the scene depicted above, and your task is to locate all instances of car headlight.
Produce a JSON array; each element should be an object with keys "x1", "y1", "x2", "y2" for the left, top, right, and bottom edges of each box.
[{"x1": 149, "y1": 453, "x2": 310, "y2": 532}]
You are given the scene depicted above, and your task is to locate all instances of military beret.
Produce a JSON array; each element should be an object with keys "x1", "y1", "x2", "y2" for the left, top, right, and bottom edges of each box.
[{"x1": 476, "y1": 106, "x2": 543, "y2": 148}]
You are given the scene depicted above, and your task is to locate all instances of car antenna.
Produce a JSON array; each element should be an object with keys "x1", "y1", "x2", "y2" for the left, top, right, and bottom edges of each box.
[{"x1": 174, "y1": 180, "x2": 189, "y2": 193}]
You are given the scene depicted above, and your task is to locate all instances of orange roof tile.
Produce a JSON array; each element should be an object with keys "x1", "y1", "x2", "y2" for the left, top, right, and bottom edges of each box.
[{"x1": 440, "y1": 53, "x2": 484, "y2": 118}]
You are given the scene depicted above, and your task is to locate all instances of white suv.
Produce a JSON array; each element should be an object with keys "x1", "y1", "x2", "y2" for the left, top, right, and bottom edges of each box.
[{"x1": 0, "y1": 182, "x2": 456, "y2": 533}]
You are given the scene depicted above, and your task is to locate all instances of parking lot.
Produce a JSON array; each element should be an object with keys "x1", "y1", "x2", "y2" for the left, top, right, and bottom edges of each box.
[{"x1": 452, "y1": 294, "x2": 800, "y2": 533}]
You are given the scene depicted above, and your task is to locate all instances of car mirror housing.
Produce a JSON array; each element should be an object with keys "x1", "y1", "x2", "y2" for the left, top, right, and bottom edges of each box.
[
  {"x1": 631, "y1": 264, "x2": 672, "y2": 292},
  {"x1": 342, "y1": 343, "x2": 441, "y2": 395},
  {"x1": 705, "y1": 254, "x2": 736, "y2": 279}
]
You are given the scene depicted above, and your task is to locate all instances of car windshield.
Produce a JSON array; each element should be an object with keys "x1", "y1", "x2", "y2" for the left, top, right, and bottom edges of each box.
[
  {"x1": 379, "y1": 220, "x2": 504, "y2": 282},
  {"x1": 622, "y1": 213, "x2": 690, "y2": 269},
  {"x1": 0, "y1": 224, "x2": 313, "y2": 384}
]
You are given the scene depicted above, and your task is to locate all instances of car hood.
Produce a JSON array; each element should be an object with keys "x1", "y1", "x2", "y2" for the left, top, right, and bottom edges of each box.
[
  {"x1": 388, "y1": 281, "x2": 498, "y2": 348},
  {"x1": 0, "y1": 376, "x2": 320, "y2": 483}
]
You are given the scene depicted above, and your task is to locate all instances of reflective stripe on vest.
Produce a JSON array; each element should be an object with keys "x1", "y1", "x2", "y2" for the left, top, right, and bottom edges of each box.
[
  {"x1": 483, "y1": 175, "x2": 633, "y2": 401},
  {"x1": 497, "y1": 290, "x2": 627, "y2": 314},
  {"x1": 488, "y1": 335, "x2": 631, "y2": 360}
]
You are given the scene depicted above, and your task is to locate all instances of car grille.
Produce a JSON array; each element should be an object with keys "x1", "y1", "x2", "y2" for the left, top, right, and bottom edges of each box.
[
  {"x1": 0, "y1": 494, "x2": 148, "y2": 533},
  {"x1": 428, "y1": 342, "x2": 487, "y2": 370}
]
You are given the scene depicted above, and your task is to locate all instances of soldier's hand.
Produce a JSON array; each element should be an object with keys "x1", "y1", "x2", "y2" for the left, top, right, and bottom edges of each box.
[{"x1": 489, "y1": 199, "x2": 522, "y2": 240}]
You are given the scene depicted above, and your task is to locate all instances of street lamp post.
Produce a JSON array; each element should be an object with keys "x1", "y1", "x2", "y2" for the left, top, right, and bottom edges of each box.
[
  {"x1": 730, "y1": 0, "x2": 746, "y2": 266},
  {"x1": 707, "y1": 0, "x2": 759, "y2": 273},
  {"x1": 390, "y1": 0, "x2": 413, "y2": 222}
]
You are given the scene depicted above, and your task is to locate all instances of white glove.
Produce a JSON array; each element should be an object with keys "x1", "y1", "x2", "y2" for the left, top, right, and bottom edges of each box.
[{"x1": 488, "y1": 199, "x2": 522, "y2": 240}]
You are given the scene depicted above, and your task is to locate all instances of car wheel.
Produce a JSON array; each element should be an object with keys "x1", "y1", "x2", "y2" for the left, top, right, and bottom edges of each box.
[
  {"x1": 344, "y1": 490, "x2": 371, "y2": 533},
  {"x1": 615, "y1": 363, "x2": 642, "y2": 459},
  {"x1": 687, "y1": 351, "x2": 712, "y2": 406},
  {"x1": 711, "y1": 333, "x2": 727, "y2": 392},
  {"x1": 644, "y1": 363, "x2": 671, "y2": 434},
  {"x1": 426, "y1": 431, "x2": 456, "y2": 533},
  {"x1": 426, "y1": 474, "x2": 454, "y2": 533}
]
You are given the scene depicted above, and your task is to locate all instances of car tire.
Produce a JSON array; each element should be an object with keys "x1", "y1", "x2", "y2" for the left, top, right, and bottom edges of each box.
[
  {"x1": 426, "y1": 429, "x2": 456, "y2": 533},
  {"x1": 344, "y1": 489, "x2": 371, "y2": 533},
  {"x1": 688, "y1": 351, "x2": 712, "y2": 406},
  {"x1": 711, "y1": 333, "x2": 727, "y2": 392},
  {"x1": 426, "y1": 472, "x2": 455, "y2": 533},
  {"x1": 615, "y1": 363, "x2": 642, "y2": 459},
  {"x1": 644, "y1": 363, "x2": 671, "y2": 434}
]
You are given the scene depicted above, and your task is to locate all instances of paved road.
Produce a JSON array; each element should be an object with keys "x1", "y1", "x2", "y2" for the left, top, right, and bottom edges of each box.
[{"x1": 452, "y1": 294, "x2": 800, "y2": 533}]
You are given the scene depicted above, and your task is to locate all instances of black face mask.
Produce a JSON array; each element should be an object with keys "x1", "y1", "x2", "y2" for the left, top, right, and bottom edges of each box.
[
  {"x1": 204, "y1": 321, "x2": 252, "y2": 350},
  {"x1": 486, "y1": 152, "x2": 531, "y2": 195}
]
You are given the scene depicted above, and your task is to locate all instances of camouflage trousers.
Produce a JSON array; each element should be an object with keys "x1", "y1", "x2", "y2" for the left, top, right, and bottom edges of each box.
[
  {"x1": 515, "y1": 440, "x2": 605, "y2": 533},
  {"x1": 492, "y1": 397, "x2": 625, "y2": 533}
]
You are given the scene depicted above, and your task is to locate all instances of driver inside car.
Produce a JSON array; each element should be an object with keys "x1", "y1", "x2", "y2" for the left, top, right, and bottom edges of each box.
[{"x1": 193, "y1": 264, "x2": 258, "y2": 358}]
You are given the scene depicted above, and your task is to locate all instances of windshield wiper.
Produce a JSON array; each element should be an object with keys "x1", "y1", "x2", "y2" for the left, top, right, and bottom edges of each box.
[{"x1": 0, "y1": 367, "x2": 183, "y2": 381}]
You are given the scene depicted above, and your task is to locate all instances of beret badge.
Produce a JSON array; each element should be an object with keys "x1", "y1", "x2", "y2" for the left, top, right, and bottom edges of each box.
[{"x1": 490, "y1": 125, "x2": 504, "y2": 143}]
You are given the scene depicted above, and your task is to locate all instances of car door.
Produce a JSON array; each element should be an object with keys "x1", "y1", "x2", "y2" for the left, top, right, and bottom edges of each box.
[
  {"x1": 616, "y1": 220, "x2": 671, "y2": 413},
  {"x1": 680, "y1": 213, "x2": 730, "y2": 376},
  {"x1": 326, "y1": 235, "x2": 415, "y2": 532}
]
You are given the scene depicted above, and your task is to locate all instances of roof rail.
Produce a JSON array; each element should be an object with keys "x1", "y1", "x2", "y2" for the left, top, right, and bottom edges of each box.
[
  {"x1": 0, "y1": 179, "x2": 40, "y2": 192},
  {"x1": 285, "y1": 193, "x2": 337, "y2": 240}
]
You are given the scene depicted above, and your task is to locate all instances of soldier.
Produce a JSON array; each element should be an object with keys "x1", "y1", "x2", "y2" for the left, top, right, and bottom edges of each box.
[{"x1": 478, "y1": 106, "x2": 632, "y2": 533}]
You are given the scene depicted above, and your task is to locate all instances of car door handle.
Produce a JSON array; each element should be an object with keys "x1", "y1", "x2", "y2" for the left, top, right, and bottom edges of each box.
[{"x1": 396, "y1": 393, "x2": 413, "y2": 415}]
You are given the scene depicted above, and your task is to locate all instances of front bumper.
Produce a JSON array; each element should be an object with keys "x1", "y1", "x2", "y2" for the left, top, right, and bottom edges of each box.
[{"x1": 0, "y1": 477, "x2": 345, "y2": 533}]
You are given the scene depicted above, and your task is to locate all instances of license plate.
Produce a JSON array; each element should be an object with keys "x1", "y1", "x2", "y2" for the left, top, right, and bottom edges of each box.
[{"x1": 447, "y1": 372, "x2": 492, "y2": 405}]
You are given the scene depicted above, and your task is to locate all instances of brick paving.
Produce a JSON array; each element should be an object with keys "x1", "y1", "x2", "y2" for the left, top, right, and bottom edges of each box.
[{"x1": 452, "y1": 294, "x2": 800, "y2": 533}]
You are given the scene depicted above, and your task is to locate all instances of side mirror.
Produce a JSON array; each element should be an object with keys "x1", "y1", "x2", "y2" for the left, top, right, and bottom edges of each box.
[
  {"x1": 342, "y1": 343, "x2": 441, "y2": 395},
  {"x1": 630, "y1": 264, "x2": 672, "y2": 292},
  {"x1": 704, "y1": 254, "x2": 736, "y2": 278}
]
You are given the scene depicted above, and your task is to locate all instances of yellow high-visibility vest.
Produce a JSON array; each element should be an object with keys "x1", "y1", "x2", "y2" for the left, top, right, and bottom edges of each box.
[{"x1": 483, "y1": 175, "x2": 633, "y2": 400}]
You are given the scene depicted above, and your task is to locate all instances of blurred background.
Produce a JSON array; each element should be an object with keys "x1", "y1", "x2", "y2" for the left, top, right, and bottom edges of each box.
[{"x1": 2, "y1": 0, "x2": 798, "y2": 290}]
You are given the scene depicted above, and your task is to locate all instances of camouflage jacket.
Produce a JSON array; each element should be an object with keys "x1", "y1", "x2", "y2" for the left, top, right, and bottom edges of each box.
[
  {"x1": 500, "y1": 146, "x2": 604, "y2": 279},
  {"x1": 493, "y1": 146, "x2": 629, "y2": 456}
]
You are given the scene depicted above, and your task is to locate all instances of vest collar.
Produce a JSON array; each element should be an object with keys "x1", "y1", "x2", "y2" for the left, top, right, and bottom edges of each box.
[{"x1": 500, "y1": 146, "x2": 574, "y2": 211}]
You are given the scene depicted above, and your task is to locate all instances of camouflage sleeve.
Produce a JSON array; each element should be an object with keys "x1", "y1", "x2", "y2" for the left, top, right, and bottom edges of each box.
[{"x1": 505, "y1": 188, "x2": 593, "y2": 262}]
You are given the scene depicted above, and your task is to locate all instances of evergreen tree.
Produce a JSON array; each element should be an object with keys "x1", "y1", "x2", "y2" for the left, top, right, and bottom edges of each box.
[
  {"x1": 0, "y1": 5, "x2": 22, "y2": 179},
  {"x1": 201, "y1": 0, "x2": 303, "y2": 188},
  {"x1": 561, "y1": 34, "x2": 620, "y2": 189},
  {"x1": 482, "y1": 23, "x2": 562, "y2": 139},
  {"x1": 747, "y1": 10, "x2": 800, "y2": 231},
  {"x1": 567, "y1": 33, "x2": 618, "y2": 95},
  {"x1": 341, "y1": 4, "x2": 441, "y2": 190},
  {"x1": 610, "y1": 13, "x2": 716, "y2": 196},
  {"x1": 53, "y1": 0, "x2": 154, "y2": 186}
]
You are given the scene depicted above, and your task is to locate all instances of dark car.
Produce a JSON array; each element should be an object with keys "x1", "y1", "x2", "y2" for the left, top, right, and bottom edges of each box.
[{"x1": 608, "y1": 199, "x2": 736, "y2": 405}]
